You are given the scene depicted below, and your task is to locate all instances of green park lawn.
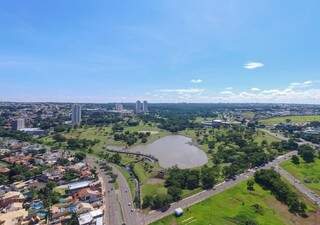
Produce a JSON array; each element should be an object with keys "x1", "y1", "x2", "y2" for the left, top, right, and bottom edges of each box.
[
  {"x1": 254, "y1": 130, "x2": 280, "y2": 144},
  {"x1": 260, "y1": 115, "x2": 320, "y2": 126},
  {"x1": 151, "y1": 181, "x2": 319, "y2": 225},
  {"x1": 142, "y1": 181, "x2": 203, "y2": 200},
  {"x1": 142, "y1": 182, "x2": 167, "y2": 198},
  {"x1": 281, "y1": 157, "x2": 320, "y2": 196},
  {"x1": 242, "y1": 111, "x2": 255, "y2": 120},
  {"x1": 40, "y1": 122, "x2": 168, "y2": 154}
]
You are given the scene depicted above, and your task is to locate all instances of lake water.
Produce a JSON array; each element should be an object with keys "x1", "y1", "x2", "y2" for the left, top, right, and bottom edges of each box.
[{"x1": 129, "y1": 135, "x2": 208, "y2": 169}]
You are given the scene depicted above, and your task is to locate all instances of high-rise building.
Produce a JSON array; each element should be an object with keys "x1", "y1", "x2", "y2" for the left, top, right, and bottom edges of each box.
[
  {"x1": 115, "y1": 103, "x2": 124, "y2": 111},
  {"x1": 71, "y1": 104, "x2": 82, "y2": 126},
  {"x1": 14, "y1": 118, "x2": 25, "y2": 130},
  {"x1": 135, "y1": 100, "x2": 142, "y2": 114},
  {"x1": 143, "y1": 101, "x2": 148, "y2": 113}
]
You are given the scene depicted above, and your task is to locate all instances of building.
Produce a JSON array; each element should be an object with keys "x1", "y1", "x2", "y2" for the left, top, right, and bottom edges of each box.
[
  {"x1": 143, "y1": 101, "x2": 148, "y2": 113},
  {"x1": 136, "y1": 100, "x2": 148, "y2": 114},
  {"x1": 13, "y1": 118, "x2": 25, "y2": 130},
  {"x1": 19, "y1": 128, "x2": 45, "y2": 136},
  {"x1": 115, "y1": 103, "x2": 124, "y2": 111},
  {"x1": 72, "y1": 104, "x2": 82, "y2": 126},
  {"x1": 78, "y1": 209, "x2": 103, "y2": 225},
  {"x1": 135, "y1": 100, "x2": 142, "y2": 114}
]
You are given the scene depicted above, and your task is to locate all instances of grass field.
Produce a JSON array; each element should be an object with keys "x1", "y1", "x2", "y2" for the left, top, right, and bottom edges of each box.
[
  {"x1": 151, "y1": 181, "x2": 319, "y2": 225},
  {"x1": 142, "y1": 182, "x2": 167, "y2": 198},
  {"x1": 254, "y1": 130, "x2": 280, "y2": 144},
  {"x1": 260, "y1": 115, "x2": 320, "y2": 125},
  {"x1": 242, "y1": 111, "x2": 256, "y2": 120},
  {"x1": 40, "y1": 122, "x2": 168, "y2": 155},
  {"x1": 281, "y1": 157, "x2": 320, "y2": 196}
]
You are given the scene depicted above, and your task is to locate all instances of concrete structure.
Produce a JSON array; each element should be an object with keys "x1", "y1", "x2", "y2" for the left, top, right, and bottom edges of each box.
[
  {"x1": 13, "y1": 118, "x2": 25, "y2": 130},
  {"x1": 72, "y1": 104, "x2": 82, "y2": 126},
  {"x1": 143, "y1": 100, "x2": 149, "y2": 113},
  {"x1": 135, "y1": 100, "x2": 143, "y2": 114}
]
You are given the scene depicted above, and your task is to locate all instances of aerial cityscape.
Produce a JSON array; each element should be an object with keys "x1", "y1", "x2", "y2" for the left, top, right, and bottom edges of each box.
[{"x1": 1, "y1": 1, "x2": 320, "y2": 225}]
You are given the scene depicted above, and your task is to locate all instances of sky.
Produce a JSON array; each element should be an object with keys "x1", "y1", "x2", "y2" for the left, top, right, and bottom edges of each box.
[{"x1": 1, "y1": 0, "x2": 320, "y2": 103}]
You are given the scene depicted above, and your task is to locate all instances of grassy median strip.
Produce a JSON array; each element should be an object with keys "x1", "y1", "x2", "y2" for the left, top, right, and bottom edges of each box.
[{"x1": 281, "y1": 157, "x2": 320, "y2": 196}]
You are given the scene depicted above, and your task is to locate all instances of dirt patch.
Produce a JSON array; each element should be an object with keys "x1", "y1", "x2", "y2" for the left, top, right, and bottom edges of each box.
[{"x1": 147, "y1": 178, "x2": 165, "y2": 185}]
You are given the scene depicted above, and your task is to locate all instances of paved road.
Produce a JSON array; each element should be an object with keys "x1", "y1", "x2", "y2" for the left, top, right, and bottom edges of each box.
[
  {"x1": 260, "y1": 128, "x2": 320, "y2": 149},
  {"x1": 143, "y1": 151, "x2": 298, "y2": 224},
  {"x1": 274, "y1": 165, "x2": 320, "y2": 207},
  {"x1": 87, "y1": 157, "x2": 123, "y2": 225},
  {"x1": 111, "y1": 165, "x2": 143, "y2": 225}
]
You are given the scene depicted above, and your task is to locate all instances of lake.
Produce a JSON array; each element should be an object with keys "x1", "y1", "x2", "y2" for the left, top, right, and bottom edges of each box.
[{"x1": 128, "y1": 135, "x2": 208, "y2": 169}]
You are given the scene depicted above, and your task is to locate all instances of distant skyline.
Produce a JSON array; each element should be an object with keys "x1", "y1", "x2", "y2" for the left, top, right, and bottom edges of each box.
[{"x1": 1, "y1": 1, "x2": 320, "y2": 103}]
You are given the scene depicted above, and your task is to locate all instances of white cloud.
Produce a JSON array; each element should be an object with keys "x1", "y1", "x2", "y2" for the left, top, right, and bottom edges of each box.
[
  {"x1": 220, "y1": 91, "x2": 234, "y2": 95},
  {"x1": 289, "y1": 80, "x2": 313, "y2": 89},
  {"x1": 146, "y1": 80, "x2": 320, "y2": 103},
  {"x1": 158, "y1": 88, "x2": 205, "y2": 94},
  {"x1": 225, "y1": 87, "x2": 233, "y2": 90},
  {"x1": 190, "y1": 79, "x2": 203, "y2": 84},
  {"x1": 243, "y1": 62, "x2": 264, "y2": 70}
]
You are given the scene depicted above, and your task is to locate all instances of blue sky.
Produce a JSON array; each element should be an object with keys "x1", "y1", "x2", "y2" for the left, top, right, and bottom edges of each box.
[{"x1": 1, "y1": 0, "x2": 320, "y2": 103}]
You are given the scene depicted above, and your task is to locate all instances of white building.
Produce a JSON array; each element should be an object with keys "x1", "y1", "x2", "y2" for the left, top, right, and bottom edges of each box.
[
  {"x1": 14, "y1": 118, "x2": 25, "y2": 130},
  {"x1": 71, "y1": 104, "x2": 82, "y2": 126},
  {"x1": 143, "y1": 101, "x2": 149, "y2": 113}
]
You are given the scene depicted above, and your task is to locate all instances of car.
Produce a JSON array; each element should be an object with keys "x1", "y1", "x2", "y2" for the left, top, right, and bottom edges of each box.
[
  {"x1": 128, "y1": 203, "x2": 131, "y2": 206},
  {"x1": 131, "y1": 208, "x2": 134, "y2": 212}
]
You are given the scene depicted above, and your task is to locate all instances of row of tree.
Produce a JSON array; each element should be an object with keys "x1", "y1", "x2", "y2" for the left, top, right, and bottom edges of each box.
[
  {"x1": 113, "y1": 131, "x2": 150, "y2": 146},
  {"x1": 142, "y1": 165, "x2": 219, "y2": 209},
  {"x1": 254, "y1": 169, "x2": 307, "y2": 215}
]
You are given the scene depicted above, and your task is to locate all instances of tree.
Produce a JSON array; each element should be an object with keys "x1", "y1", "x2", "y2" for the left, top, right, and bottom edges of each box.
[
  {"x1": 223, "y1": 164, "x2": 238, "y2": 179},
  {"x1": 201, "y1": 166, "x2": 217, "y2": 189},
  {"x1": 254, "y1": 169, "x2": 306, "y2": 215},
  {"x1": 74, "y1": 152, "x2": 86, "y2": 161},
  {"x1": 298, "y1": 144, "x2": 315, "y2": 163},
  {"x1": 66, "y1": 213, "x2": 79, "y2": 225},
  {"x1": 151, "y1": 194, "x2": 172, "y2": 210},
  {"x1": 291, "y1": 155, "x2": 300, "y2": 165},
  {"x1": 247, "y1": 179, "x2": 255, "y2": 191},
  {"x1": 167, "y1": 186, "x2": 182, "y2": 201},
  {"x1": 141, "y1": 137, "x2": 148, "y2": 143},
  {"x1": 52, "y1": 133, "x2": 66, "y2": 142},
  {"x1": 142, "y1": 195, "x2": 153, "y2": 209},
  {"x1": 110, "y1": 153, "x2": 121, "y2": 165},
  {"x1": 185, "y1": 174, "x2": 200, "y2": 190}
]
